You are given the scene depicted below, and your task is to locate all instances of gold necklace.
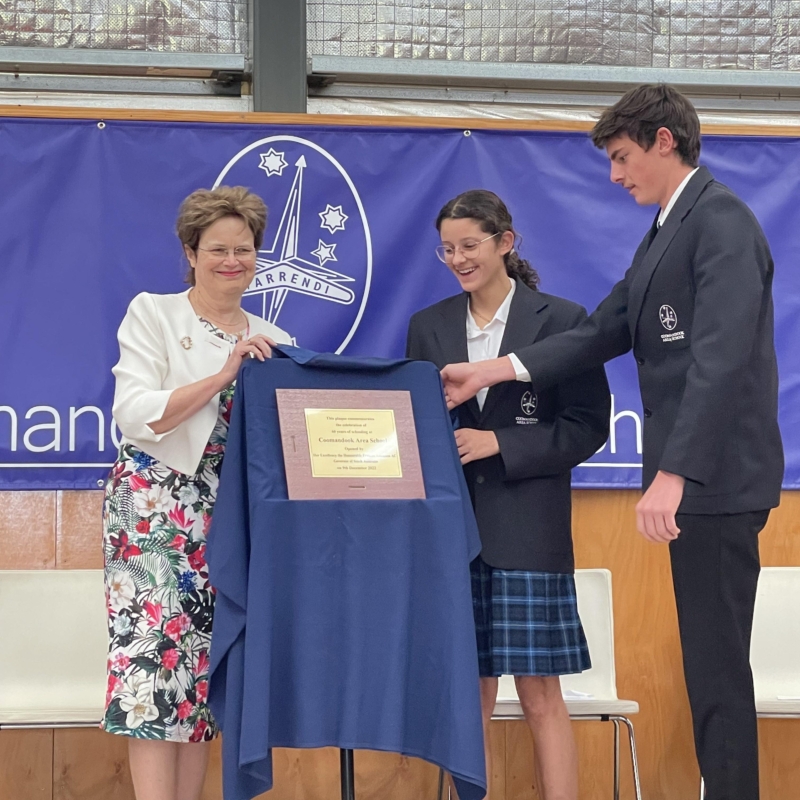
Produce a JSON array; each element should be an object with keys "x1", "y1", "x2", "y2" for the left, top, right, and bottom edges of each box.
[
  {"x1": 189, "y1": 290, "x2": 247, "y2": 331},
  {"x1": 470, "y1": 305, "x2": 494, "y2": 326}
]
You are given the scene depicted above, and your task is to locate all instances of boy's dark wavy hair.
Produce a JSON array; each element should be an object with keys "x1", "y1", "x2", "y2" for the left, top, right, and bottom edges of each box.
[{"x1": 590, "y1": 83, "x2": 701, "y2": 167}]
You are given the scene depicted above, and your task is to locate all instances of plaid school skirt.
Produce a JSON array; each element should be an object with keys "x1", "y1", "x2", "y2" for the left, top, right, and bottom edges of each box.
[{"x1": 471, "y1": 556, "x2": 591, "y2": 678}]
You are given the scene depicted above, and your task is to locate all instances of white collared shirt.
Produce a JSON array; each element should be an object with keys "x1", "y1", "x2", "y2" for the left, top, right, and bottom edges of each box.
[
  {"x1": 658, "y1": 167, "x2": 699, "y2": 227},
  {"x1": 467, "y1": 278, "x2": 530, "y2": 408}
]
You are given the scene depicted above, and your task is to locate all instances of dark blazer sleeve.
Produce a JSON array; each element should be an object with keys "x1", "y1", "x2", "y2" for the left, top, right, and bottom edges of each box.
[
  {"x1": 515, "y1": 273, "x2": 633, "y2": 392},
  {"x1": 496, "y1": 306, "x2": 611, "y2": 481},
  {"x1": 405, "y1": 312, "x2": 426, "y2": 361},
  {"x1": 658, "y1": 195, "x2": 772, "y2": 485}
]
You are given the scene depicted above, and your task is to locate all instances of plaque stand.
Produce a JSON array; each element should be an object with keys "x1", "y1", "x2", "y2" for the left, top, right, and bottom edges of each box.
[{"x1": 340, "y1": 748, "x2": 355, "y2": 800}]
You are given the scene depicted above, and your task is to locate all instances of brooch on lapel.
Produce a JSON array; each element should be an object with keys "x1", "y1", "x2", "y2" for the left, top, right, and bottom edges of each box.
[{"x1": 180, "y1": 336, "x2": 193, "y2": 350}]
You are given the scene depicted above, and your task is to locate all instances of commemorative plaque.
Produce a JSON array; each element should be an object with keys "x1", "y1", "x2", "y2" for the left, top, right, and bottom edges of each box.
[{"x1": 275, "y1": 389, "x2": 426, "y2": 500}]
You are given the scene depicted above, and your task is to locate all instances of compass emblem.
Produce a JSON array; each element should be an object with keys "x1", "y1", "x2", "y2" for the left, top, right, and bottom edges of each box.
[
  {"x1": 659, "y1": 305, "x2": 678, "y2": 331},
  {"x1": 214, "y1": 136, "x2": 372, "y2": 353},
  {"x1": 521, "y1": 391, "x2": 538, "y2": 416}
]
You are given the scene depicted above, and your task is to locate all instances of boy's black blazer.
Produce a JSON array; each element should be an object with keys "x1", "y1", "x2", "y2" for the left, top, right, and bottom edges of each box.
[
  {"x1": 508, "y1": 167, "x2": 784, "y2": 515},
  {"x1": 406, "y1": 279, "x2": 610, "y2": 572}
]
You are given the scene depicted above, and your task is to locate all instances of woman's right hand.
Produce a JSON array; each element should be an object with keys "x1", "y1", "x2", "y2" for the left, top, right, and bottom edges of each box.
[{"x1": 218, "y1": 335, "x2": 276, "y2": 386}]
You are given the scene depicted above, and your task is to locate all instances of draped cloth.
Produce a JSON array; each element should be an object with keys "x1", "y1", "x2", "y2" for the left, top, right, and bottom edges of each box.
[{"x1": 207, "y1": 346, "x2": 487, "y2": 800}]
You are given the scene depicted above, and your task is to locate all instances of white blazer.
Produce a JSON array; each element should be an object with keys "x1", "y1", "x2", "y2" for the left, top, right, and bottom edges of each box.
[{"x1": 112, "y1": 289, "x2": 292, "y2": 476}]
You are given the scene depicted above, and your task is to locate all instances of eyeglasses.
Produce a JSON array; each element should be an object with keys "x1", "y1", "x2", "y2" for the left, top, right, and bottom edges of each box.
[
  {"x1": 435, "y1": 232, "x2": 500, "y2": 264},
  {"x1": 197, "y1": 246, "x2": 257, "y2": 261}
]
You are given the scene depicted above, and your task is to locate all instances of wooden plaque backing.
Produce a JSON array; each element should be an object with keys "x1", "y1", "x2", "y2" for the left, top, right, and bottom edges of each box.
[{"x1": 275, "y1": 389, "x2": 426, "y2": 500}]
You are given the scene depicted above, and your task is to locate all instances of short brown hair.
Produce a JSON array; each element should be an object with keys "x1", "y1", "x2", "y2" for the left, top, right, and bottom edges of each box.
[
  {"x1": 176, "y1": 186, "x2": 267, "y2": 286},
  {"x1": 590, "y1": 84, "x2": 701, "y2": 168}
]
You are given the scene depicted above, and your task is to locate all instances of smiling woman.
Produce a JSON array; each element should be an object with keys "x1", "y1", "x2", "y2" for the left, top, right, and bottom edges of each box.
[{"x1": 101, "y1": 186, "x2": 293, "y2": 800}]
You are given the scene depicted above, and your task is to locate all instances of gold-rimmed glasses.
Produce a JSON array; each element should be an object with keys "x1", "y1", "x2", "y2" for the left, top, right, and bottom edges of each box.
[{"x1": 435, "y1": 232, "x2": 500, "y2": 264}]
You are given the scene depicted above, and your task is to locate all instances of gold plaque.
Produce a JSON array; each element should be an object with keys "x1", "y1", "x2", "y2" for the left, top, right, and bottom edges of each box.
[
  {"x1": 304, "y1": 408, "x2": 403, "y2": 478},
  {"x1": 276, "y1": 389, "x2": 426, "y2": 500}
]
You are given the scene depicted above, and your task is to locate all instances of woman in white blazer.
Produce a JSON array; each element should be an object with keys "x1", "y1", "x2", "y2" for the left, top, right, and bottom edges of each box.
[{"x1": 101, "y1": 186, "x2": 291, "y2": 800}]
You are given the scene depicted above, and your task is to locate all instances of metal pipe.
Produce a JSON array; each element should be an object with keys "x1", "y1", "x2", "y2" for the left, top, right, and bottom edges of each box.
[
  {"x1": 340, "y1": 748, "x2": 355, "y2": 800},
  {"x1": 612, "y1": 718, "x2": 621, "y2": 800},
  {"x1": 311, "y1": 56, "x2": 800, "y2": 95},
  {"x1": 615, "y1": 716, "x2": 643, "y2": 800}
]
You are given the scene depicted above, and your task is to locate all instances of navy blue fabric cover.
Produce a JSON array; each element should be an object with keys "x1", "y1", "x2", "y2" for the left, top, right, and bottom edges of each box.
[{"x1": 207, "y1": 345, "x2": 487, "y2": 800}]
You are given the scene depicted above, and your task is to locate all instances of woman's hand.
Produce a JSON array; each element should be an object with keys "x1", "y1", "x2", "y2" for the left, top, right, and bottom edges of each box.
[
  {"x1": 218, "y1": 335, "x2": 276, "y2": 386},
  {"x1": 454, "y1": 428, "x2": 500, "y2": 465},
  {"x1": 147, "y1": 336, "x2": 277, "y2": 436}
]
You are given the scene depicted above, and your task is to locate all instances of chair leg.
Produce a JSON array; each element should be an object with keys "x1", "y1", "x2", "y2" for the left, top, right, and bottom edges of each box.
[
  {"x1": 612, "y1": 718, "x2": 621, "y2": 800},
  {"x1": 611, "y1": 716, "x2": 643, "y2": 800},
  {"x1": 699, "y1": 776, "x2": 705, "y2": 800},
  {"x1": 435, "y1": 768, "x2": 454, "y2": 800}
]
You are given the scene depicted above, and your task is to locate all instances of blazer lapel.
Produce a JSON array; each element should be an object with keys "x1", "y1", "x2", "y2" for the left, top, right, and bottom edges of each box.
[
  {"x1": 479, "y1": 281, "x2": 548, "y2": 421},
  {"x1": 627, "y1": 166, "x2": 714, "y2": 342}
]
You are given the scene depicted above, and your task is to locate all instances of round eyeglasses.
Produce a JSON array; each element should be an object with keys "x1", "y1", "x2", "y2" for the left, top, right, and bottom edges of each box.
[{"x1": 435, "y1": 232, "x2": 500, "y2": 264}]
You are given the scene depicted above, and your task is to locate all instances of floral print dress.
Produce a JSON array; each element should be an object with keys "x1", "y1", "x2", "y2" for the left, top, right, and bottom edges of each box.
[{"x1": 102, "y1": 319, "x2": 238, "y2": 742}]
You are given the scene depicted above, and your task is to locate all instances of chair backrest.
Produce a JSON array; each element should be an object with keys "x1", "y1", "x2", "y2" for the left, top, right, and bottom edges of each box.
[
  {"x1": 0, "y1": 570, "x2": 107, "y2": 724},
  {"x1": 497, "y1": 568, "x2": 618, "y2": 703},
  {"x1": 750, "y1": 567, "x2": 800, "y2": 702}
]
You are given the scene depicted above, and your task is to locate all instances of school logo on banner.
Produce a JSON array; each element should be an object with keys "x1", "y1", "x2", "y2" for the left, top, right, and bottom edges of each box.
[{"x1": 215, "y1": 136, "x2": 372, "y2": 353}]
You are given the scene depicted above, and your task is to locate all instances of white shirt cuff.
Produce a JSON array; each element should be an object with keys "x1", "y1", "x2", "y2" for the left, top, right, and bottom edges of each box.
[{"x1": 508, "y1": 353, "x2": 531, "y2": 382}]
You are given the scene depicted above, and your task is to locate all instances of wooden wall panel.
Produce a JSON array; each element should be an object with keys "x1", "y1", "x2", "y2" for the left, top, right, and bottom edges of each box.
[
  {"x1": 486, "y1": 720, "x2": 506, "y2": 800},
  {"x1": 0, "y1": 729, "x2": 53, "y2": 800},
  {"x1": 761, "y1": 497, "x2": 800, "y2": 563},
  {"x1": 349, "y1": 751, "x2": 440, "y2": 799},
  {"x1": 238, "y1": 748, "x2": 439, "y2": 800},
  {"x1": 503, "y1": 721, "x2": 537, "y2": 800},
  {"x1": 1, "y1": 105, "x2": 799, "y2": 139},
  {"x1": 53, "y1": 728, "x2": 133, "y2": 800},
  {"x1": 759, "y1": 720, "x2": 800, "y2": 800},
  {"x1": 0, "y1": 491, "x2": 56, "y2": 568},
  {"x1": 56, "y1": 490, "x2": 103, "y2": 569},
  {"x1": 2, "y1": 488, "x2": 800, "y2": 799}
]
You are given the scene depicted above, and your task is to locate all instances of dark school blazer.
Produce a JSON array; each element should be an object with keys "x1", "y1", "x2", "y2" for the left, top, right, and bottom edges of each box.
[
  {"x1": 510, "y1": 167, "x2": 784, "y2": 515},
  {"x1": 406, "y1": 279, "x2": 610, "y2": 573}
]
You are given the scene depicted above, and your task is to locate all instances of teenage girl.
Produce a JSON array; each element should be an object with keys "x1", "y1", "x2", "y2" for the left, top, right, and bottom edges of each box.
[{"x1": 406, "y1": 190, "x2": 610, "y2": 799}]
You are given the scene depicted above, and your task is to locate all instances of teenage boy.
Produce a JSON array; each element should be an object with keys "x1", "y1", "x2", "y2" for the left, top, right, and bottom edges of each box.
[{"x1": 441, "y1": 84, "x2": 783, "y2": 800}]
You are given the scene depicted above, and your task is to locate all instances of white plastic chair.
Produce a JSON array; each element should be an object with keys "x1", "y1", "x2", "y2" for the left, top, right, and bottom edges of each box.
[
  {"x1": 700, "y1": 566, "x2": 800, "y2": 799},
  {"x1": 0, "y1": 569, "x2": 107, "y2": 729},
  {"x1": 438, "y1": 568, "x2": 642, "y2": 800}
]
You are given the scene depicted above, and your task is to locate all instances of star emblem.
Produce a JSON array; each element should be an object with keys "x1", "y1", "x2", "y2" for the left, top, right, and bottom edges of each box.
[
  {"x1": 319, "y1": 204, "x2": 348, "y2": 234},
  {"x1": 311, "y1": 240, "x2": 337, "y2": 266},
  {"x1": 258, "y1": 148, "x2": 288, "y2": 177},
  {"x1": 244, "y1": 154, "x2": 356, "y2": 330}
]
